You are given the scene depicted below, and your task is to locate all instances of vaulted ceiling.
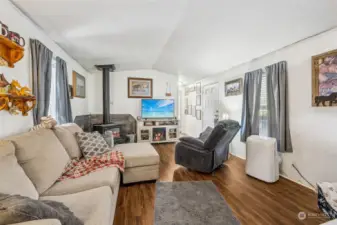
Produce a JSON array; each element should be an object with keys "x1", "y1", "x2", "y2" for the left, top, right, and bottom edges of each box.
[{"x1": 12, "y1": 0, "x2": 337, "y2": 81}]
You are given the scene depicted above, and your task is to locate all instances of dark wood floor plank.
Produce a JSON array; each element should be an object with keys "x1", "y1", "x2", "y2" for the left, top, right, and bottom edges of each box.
[{"x1": 114, "y1": 143, "x2": 327, "y2": 225}]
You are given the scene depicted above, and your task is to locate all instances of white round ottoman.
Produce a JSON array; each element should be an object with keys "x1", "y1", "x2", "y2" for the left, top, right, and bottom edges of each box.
[{"x1": 245, "y1": 135, "x2": 280, "y2": 183}]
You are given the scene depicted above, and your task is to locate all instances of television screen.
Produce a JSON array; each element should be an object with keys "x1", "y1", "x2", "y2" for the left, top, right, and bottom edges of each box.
[{"x1": 141, "y1": 99, "x2": 175, "y2": 119}]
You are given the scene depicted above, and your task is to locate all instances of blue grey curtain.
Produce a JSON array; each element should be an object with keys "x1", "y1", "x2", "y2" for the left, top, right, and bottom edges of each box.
[
  {"x1": 55, "y1": 57, "x2": 73, "y2": 124},
  {"x1": 30, "y1": 39, "x2": 53, "y2": 125},
  {"x1": 240, "y1": 69, "x2": 263, "y2": 142},
  {"x1": 266, "y1": 61, "x2": 292, "y2": 152}
]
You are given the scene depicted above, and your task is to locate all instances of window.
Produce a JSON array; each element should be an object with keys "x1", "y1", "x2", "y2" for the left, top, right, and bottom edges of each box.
[
  {"x1": 259, "y1": 72, "x2": 269, "y2": 137},
  {"x1": 48, "y1": 57, "x2": 57, "y2": 118}
]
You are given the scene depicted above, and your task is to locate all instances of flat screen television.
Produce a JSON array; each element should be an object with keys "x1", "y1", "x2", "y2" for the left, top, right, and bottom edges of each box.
[{"x1": 141, "y1": 99, "x2": 175, "y2": 119}]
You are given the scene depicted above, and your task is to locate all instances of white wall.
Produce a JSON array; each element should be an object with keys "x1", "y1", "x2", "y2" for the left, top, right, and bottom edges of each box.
[
  {"x1": 181, "y1": 28, "x2": 337, "y2": 188},
  {"x1": 88, "y1": 69, "x2": 178, "y2": 119},
  {"x1": 0, "y1": 1, "x2": 91, "y2": 138}
]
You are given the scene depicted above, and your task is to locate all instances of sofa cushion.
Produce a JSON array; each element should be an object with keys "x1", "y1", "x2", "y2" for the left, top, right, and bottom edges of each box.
[
  {"x1": 40, "y1": 186, "x2": 114, "y2": 225},
  {"x1": 0, "y1": 141, "x2": 39, "y2": 199},
  {"x1": 41, "y1": 167, "x2": 120, "y2": 196},
  {"x1": 123, "y1": 164, "x2": 159, "y2": 184},
  {"x1": 53, "y1": 124, "x2": 82, "y2": 159},
  {"x1": 115, "y1": 143, "x2": 159, "y2": 168},
  {"x1": 75, "y1": 132, "x2": 111, "y2": 159},
  {"x1": 7, "y1": 129, "x2": 70, "y2": 194},
  {"x1": 58, "y1": 123, "x2": 83, "y2": 134},
  {"x1": 199, "y1": 126, "x2": 213, "y2": 142},
  {"x1": 218, "y1": 119, "x2": 240, "y2": 129},
  {"x1": 204, "y1": 124, "x2": 227, "y2": 150},
  {"x1": 179, "y1": 136, "x2": 205, "y2": 149}
]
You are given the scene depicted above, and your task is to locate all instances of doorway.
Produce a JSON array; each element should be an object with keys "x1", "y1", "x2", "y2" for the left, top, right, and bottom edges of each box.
[
  {"x1": 178, "y1": 89, "x2": 183, "y2": 133},
  {"x1": 202, "y1": 82, "x2": 219, "y2": 129}
]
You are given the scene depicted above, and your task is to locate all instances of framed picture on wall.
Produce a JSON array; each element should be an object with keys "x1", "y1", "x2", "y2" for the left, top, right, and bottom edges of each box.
[
  {"x1": 72, "y1": 71, "x2": 86, "y2": 98},
  {"x1": 128, "y1": 77, "x2": 153, "y2": 98},
  {"x1": 224, "y1": 78, "x2": 243, "y2": 96},
  {"x1": 312, "y1": 49, "x2": 337, "y2": 107}
]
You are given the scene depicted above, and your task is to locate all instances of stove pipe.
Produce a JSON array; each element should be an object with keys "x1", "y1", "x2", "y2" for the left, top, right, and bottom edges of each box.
[{"x1": 95, "y1": 64, "x2": 116, "y2": 124}]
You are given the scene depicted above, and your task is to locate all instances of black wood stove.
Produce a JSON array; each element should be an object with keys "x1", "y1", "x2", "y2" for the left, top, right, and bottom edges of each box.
[{"x1": 93, "y1": 64, "x2": 128, "y2": 144}]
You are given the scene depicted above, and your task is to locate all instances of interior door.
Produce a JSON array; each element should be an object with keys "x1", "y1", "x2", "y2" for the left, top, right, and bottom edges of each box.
[{"x1": 202, "y1": 83, "x2": 219, "y2": 129}]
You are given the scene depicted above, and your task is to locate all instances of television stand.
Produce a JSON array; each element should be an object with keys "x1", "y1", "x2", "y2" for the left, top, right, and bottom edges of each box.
[{"x1": 137, "y1": 119, "x2": 179, "y2": 143}]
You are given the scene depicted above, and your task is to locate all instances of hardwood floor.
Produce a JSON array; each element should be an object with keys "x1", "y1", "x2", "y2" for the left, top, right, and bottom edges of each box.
[{"x1": 114, "y1": 143, "x2": 328, "y2": 225}]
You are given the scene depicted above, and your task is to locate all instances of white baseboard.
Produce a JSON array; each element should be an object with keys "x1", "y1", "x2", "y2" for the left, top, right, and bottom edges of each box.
[
  {"x1": 279, "y1": 174, "x2": 316, "y2": 192},
  {"x1": 230, "y1": 154, "x2": 316, "y2": 192},
  {"x1": 231, "y1": 154, "x2": 245, "y2": 160}
]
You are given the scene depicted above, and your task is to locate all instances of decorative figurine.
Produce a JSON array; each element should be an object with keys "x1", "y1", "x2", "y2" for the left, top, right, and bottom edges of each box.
[
  {"x1": 0, "y1": 74, "x2": 36, "y2": 116},
  {"x1": 0, "y1": 73, "x2": 9, "y2": 87}
]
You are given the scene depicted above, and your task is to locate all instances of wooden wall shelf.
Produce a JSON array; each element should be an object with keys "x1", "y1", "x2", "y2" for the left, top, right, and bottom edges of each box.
[
  {"x1": 0, "y1": 36, "x2": 24, "y2": 68},
  {"x1": 0, "y1": 94, "x2": 36, "y2": 116}
]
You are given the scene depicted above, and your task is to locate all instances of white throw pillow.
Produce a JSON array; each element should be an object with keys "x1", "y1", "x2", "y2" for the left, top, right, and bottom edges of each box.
[{"x1": 0, "y1": 140, "x2": 39, "y2": 199}]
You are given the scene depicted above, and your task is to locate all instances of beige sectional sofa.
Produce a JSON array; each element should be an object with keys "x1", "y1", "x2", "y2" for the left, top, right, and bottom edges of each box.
[
  {"x1": 0, "y1": 124, "x2": 120, "y2": 225},
  {"x1": 117, "y1": 143, "x2": 160, "y2": 184}
]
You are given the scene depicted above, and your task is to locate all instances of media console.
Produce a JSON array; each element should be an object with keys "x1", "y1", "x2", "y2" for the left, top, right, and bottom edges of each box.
[{"x1": 137, "y1": 119, "x2": 179, "y2": 143}]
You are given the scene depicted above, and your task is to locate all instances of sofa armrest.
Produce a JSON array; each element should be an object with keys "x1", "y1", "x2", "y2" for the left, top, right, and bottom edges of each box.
[
  {"x1": 179, "y1": 136, "x2": 205, "y2": 149},
  {"x1": 9, "y1": 219, "x2": 61, "y2": 225}
]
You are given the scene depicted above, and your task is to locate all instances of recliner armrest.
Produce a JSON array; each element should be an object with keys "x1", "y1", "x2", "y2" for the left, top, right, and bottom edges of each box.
[{"x1": 179, "y1": 136, "x2": 205, "y2": 149}]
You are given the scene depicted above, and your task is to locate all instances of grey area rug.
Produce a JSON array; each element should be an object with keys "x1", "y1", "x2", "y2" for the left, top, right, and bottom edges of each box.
[{"x1": 155, "y1": 181, "x2": 240, "y2": 225}]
